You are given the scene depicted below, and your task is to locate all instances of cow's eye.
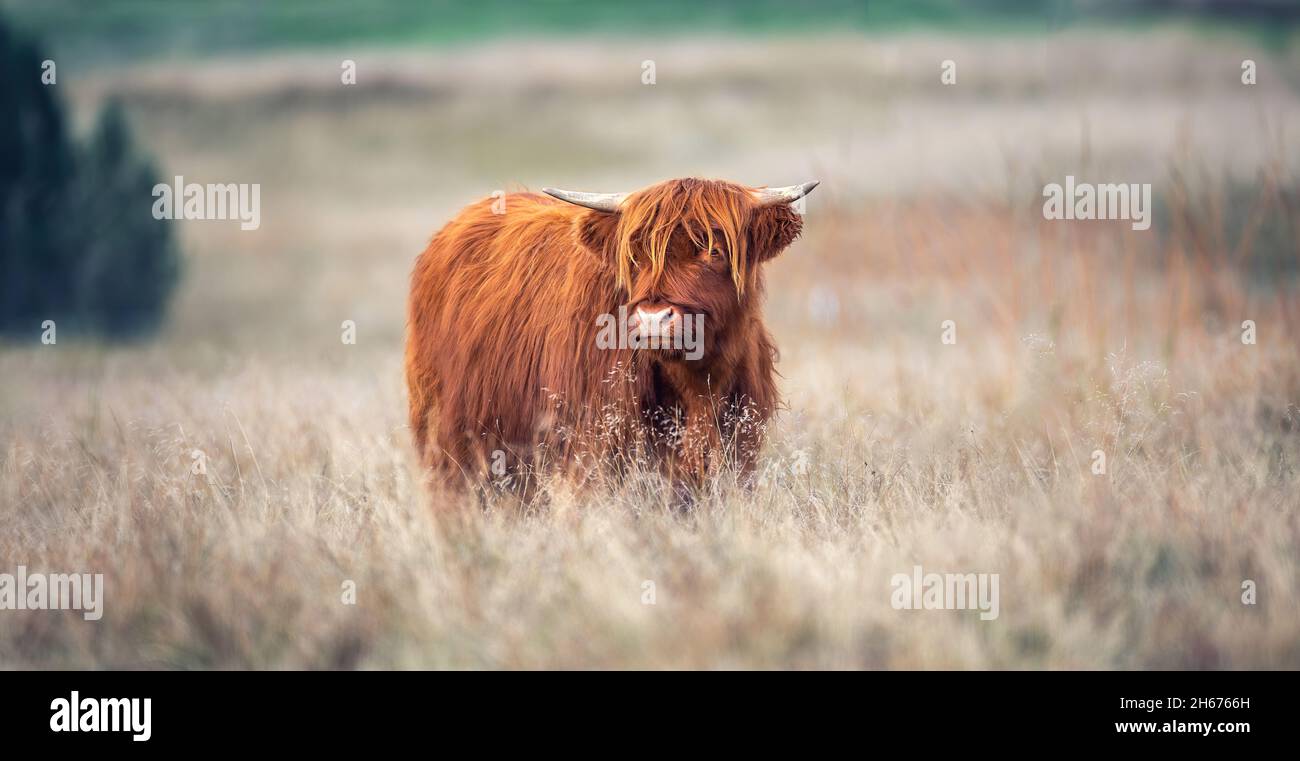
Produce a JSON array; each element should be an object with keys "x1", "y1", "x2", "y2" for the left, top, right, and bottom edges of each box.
[{"x1": 707, "y1": 246, "x2": 725, "y2": 261}]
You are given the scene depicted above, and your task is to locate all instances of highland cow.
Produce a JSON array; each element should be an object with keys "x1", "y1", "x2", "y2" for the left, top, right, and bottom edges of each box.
[{"x1": 405, "y1": 177, "x2": 818, "y2": 493}]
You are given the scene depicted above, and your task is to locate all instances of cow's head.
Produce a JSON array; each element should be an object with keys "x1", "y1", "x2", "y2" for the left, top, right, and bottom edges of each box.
[{"x1": 544, "y1": 178, "x2": 817, "y2": 361}]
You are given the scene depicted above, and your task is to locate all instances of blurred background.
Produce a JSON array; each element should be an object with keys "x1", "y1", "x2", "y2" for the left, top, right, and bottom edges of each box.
[
  {"x1": 3, "y1": 0, "x2": 1297, "y2": 353},
  {"x1": 1, "y1": 1, "x2": 1298, "y2": 668}
]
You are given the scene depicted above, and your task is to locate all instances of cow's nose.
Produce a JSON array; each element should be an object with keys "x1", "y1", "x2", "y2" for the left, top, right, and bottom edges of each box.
[{"x1": 637, "y1": 305, "x2": 674, "y2": 324}]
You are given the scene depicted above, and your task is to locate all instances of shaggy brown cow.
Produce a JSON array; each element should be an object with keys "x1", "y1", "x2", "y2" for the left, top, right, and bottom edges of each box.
[{"x1": 405, "y1": 177, "x2": 817, "y2": 492}]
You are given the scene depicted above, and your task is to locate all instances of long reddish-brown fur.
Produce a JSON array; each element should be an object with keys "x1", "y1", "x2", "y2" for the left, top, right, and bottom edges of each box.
[{"x1": 405, "y1": 177, "x2": 805, "y2": 494}]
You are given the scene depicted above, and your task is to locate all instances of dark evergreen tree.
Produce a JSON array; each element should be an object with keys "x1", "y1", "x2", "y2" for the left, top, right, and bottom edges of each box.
[
  {"x1": 0, "y1": 16, "x2": 180, "y2": 340},
  {"x1": 76, "y1": 99, "x2": 181, "y2": 337}
]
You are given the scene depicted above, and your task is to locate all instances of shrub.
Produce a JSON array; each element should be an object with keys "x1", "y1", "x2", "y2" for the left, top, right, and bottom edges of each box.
[{"x1": 0, "y1": 17, "x2": 179, "y2": 340}]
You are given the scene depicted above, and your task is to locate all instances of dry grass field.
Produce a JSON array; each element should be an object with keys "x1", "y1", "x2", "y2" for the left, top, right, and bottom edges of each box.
[{"x1": 2, "y1": 31, "x2": 1299, "y2": 668}]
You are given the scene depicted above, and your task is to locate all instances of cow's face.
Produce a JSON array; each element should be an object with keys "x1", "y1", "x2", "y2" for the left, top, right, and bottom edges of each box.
[
  {"x1": 554, "y1": 178, "x2": 815, "y2": 362},
  {"x1": 623, "y1": 225, "x2": 741, "y2": 356}
]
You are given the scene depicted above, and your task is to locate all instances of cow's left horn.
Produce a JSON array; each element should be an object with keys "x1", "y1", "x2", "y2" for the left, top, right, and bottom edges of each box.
[
  {"x1": 753, "y1": 181, "x2": 820, "y2": 207},
  {"x1": 542, "y1": 187, "x2": 627, "y2": 212}
]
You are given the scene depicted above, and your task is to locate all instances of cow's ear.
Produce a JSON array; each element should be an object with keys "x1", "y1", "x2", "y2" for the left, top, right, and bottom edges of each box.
[
  {"x1": 748, "y1": 204, "x2": 803, "y2": 263},
  {"x1": 575, "y1": 210, "x2": 621, "y2": 270}
]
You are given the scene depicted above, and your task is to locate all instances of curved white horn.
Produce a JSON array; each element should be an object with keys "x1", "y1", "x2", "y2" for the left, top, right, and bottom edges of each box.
[
  {"x1": 753, "y1": 180, "x2": 820, "y2": 207},
  {"x1": 542, "y1": 187, "x2": 627, "y2": 212}
]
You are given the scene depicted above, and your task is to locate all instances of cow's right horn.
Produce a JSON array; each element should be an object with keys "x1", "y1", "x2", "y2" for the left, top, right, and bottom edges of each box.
[{"x1": 542, "y1": 187, "x2": 627, "y2": 212}]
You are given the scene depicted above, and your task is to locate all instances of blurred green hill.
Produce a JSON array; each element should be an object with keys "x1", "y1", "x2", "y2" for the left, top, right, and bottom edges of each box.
[{"x1": 2, "y1": 0, "x2": 1297, "y2": 63}]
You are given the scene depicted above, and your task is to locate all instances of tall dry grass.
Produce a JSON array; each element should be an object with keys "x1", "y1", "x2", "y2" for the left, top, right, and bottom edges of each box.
[
  {"x1": 2, "y1": 183, "x2": 1296, "y2": 668},
  {"x1": 1, "y1": 32, "x2": 1298, "y2": 668}
]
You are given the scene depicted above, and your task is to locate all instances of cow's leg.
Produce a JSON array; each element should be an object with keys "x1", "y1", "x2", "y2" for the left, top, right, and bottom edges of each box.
[{"x1": 672, "y1": 400, "x2": 725, "y2": 487}]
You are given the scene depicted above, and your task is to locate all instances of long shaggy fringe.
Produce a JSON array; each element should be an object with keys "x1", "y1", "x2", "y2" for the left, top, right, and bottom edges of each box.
[{"x1": 614, "y1": 178, "x2": 753, "y2": 295}]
